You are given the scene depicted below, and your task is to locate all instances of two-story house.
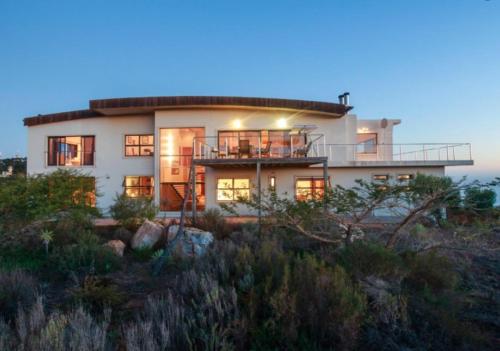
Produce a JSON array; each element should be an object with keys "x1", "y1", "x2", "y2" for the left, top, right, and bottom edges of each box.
[{"x1": 24, "y1": 95, "x2": 473, "y2": 217}]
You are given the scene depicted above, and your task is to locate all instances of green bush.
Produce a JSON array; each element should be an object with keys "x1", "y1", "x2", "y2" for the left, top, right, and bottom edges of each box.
[
  {"x1": 71, "y1": 275, "x2": 124, "y2": 310},
  {"x1": 0, "y1": 170, "x2": 99, "y2": 232},
  {"x1": 464, "y1": 187, "x2": 497, "y2": 211},
  {"x1": 0, "y1": 247, "x2": 45, "y2": 272},
  {"x1": 194, "y1": 208, "x2": 234, "y2": 240},
  {"x1": 337, "y1": 241, "x2": 407, "y2": 280},
  {"x1": 403, "y1": 251, "x2": 458, "y2": 294},
  {"x1": 109, "y1": 193, "x2": 157, "y2": 231},
  {"x1": 132, "y1": 246, "x2": 156, "y2": 262},
  {"x1": 51, "y1": 231, "x2": 120, "y2": 275}
]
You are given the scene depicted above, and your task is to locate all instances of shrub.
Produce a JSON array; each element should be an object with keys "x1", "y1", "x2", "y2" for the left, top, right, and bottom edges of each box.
[
  {"x1": 70, "y1": 275, "x2": 124, "y2": 310},
  {"x1": 51, "y1": 231, "x2": 120, "y2": 275},
  {"x1": 464, "y1": 187, "x2": 496, "y2": 211},
  {"x1": 0, "y1": 296, "x2": 110, "y2": 351},
  {"x1": 403, "y1": 251, "x2": 458, "y2": 294},
  {"x1": 132, "y1": 246, "x2": 156, "y2": 262},
  {"x1": 0, "y1": 170, "x2": 99, "y2": 232},
  {"x1": 0, "y1": 270, "x2": 39, "y2": 322},
  {"x1": 0, "y1": 247, "x2": 45, "y2": 272},
  {"x1": 195, "y1": 208, "x2": 234, "y2": 240},
  {"x1": 337, "y1": 241, "x2": 407, "y2": 280},
  {"x1": 124, "y1": 271, "x2": 240, "y2": 351},
  {"x1": 109, "y1": 194, "x2": 157, "y2": 231}
]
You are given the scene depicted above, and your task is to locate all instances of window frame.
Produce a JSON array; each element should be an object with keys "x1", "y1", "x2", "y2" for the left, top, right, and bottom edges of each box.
[
  {"x1": 123, "y1": 175, "x2": 155, "y2": 198},
  {"x1": 356, "y1": 133, "x2": 378, "y2": 154},
  {"x1": 397, "y1": 174, "x2": 414, "y2": 183},
  {"x1": 124, "y1": 134, "x2": 155, "y2": 157},
  {"x1": 372, "y1": 174, "x2": 390, "y2": 182},
  {"x1": 47, "y1": 135, "x2": 95, "y2": 167},
  {"x1": 294, "y1": 176, "x2": 330, "y2": 201},
  {"x1": 216, "y1": 177, "x2": 251, "y2": 202}
]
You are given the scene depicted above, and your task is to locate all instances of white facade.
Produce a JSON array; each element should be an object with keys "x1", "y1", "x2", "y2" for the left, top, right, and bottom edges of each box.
[{"x1": 25, "y1": 97, "x2": 473, "y2": 216}]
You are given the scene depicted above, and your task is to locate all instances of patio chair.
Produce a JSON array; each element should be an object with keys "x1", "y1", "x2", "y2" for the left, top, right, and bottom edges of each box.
[
  {"x1": 259, "y1": 141, "x2": 272, "y2": 157},
  {"x1": 239, "y1": 139, "x2": 251, "y2": 158},
  {"x1": 293, "y1": 140, "x2": 313, "y2": 158}
]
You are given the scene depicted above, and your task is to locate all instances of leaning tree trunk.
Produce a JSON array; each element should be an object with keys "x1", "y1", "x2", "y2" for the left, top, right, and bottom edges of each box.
[{"x1": 152, "y1": 166, "x2": 193, "y2": 275}]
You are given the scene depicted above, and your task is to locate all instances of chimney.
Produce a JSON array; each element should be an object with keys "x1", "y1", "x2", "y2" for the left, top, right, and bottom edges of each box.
[
  {"x1": 338, "y1": 94, "x2": 345, "y2": 105},
  {"x1": 343, "y1": 92, "x2": 350, "y2": 105}
]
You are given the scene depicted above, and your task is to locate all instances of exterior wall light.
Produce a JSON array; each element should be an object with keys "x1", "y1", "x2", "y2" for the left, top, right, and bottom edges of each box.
[
  {"x1": 232, "y1": 119, "x2": 242, "y2": 129},
  {"x1": 277, "y1": 118, "x2": 287, "y2": 129}
]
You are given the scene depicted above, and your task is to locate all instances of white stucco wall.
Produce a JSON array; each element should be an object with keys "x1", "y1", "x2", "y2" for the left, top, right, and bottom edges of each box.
[
  {"x1": 26, "y1": 115, "x2": 154, "y2": 213},
  {"x1": 205, "y1": 166, "x2": 445, "y2": 215}
]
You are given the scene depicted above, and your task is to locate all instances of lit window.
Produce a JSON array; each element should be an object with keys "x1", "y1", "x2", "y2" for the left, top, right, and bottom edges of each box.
[
  {"x1": 124, "y1": 176, "x2": 154, "y2": 197},
  {"x1": 125, "y1": 135, "x2": 154, "y2": 156},
  {"x1": 71, "y1": 177, "x2": 96, "y2": 207},
  {"x1": 357, "y1": 133, "x2": 377, "y2": 154},
  {"x1": 397, "y1": 174, "x2": 414, "y2": 182},
  {"x1": 269, "y1": 176, "x2": 276, "y2": 191},
  {"x1": 217, "y1": 178, "x2": 250, "y2": 201},
  {"x1": 47, "y1": 136, "x2": 95, "y2": 166},
  {"x1": 372, "y1": 174, "x2": 389, "y2": 182},
  {"x1": 295, "y1": 177, "x2": 328, "y2": 201}
]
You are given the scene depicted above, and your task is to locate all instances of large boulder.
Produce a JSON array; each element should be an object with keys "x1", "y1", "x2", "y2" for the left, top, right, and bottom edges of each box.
[
  {"x1": 131, "y1": 220, "x2": 164, "y2": 250},
  {"x1": 104, "y1": 240, "x2": 126, "y2": 257},
  {"x1": 167, "y1": 225, "x2": 214, "y2": 257}
]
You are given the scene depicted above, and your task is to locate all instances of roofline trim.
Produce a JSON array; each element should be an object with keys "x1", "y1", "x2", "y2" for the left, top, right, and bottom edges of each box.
[{"x1": 24, "y1": 96, "x2": 353, "y2": 126}]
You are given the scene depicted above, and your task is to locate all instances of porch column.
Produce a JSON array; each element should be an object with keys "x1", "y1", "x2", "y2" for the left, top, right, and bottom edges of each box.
[
  {"x1": 257, "y1": 160, "x2": 262, "y2": 233},
  {"x1": 191, "y1": 163, "x2": 196, "y2": 223},
  {"x1": 323, "y1": 160, "x2": 328, "y2": 212}
]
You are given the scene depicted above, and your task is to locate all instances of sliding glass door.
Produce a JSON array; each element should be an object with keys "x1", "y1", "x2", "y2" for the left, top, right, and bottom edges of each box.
[{"x1": 159, "y1": 128, "x2": 205, "y2": 211}]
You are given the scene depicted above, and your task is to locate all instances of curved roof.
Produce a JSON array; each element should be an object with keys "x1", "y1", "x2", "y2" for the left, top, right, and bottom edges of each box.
[{"x1": 24, "y1": 96, "x2": 352, "y2": 126}]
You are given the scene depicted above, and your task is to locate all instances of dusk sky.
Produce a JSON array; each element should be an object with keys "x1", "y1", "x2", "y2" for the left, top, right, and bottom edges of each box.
[{"x1": 1, "y1": 0, "x2": 499, "y2": 180}]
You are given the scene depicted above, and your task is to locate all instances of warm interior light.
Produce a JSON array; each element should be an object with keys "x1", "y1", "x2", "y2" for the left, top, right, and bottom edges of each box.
[
  {"x1": 232, "y1": 119, "x2": 242, "y2": 129},
  {"x1": 277, "y1": 118, "x2": 287, "y2": 129},
  {"x1": 357, "y1": 127, "x2": 370, "y2": 133}
]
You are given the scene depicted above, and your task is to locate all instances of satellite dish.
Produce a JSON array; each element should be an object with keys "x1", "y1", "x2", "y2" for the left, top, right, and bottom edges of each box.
[{"x1": 380, "y1": 118, "x2": 388, "y2": 128}]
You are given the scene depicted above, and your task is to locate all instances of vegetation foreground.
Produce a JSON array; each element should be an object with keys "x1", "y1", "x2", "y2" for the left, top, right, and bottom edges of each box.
[{"x1": 0, "y1": 170, "x2": 499, "y2": 350}]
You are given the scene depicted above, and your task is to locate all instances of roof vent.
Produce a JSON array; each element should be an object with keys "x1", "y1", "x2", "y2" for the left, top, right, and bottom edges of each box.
[{"x1": 337, "y1": 92, "x2": 350, "y2": 105}]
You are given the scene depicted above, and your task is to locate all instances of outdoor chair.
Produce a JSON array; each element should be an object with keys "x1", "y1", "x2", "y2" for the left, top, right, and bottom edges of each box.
[
  {"x1": 259, "y1": 141, "x2": 272, "y2": 157},
  {"x1": 239, "y1": 139, "x2": 251, "y2": 158},
  {"x1": 293, "y1": 140, "x2": 313, "y2": 158}
]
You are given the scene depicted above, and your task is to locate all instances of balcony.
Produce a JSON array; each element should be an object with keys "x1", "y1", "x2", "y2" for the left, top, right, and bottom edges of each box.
[
  {"x1": 193, "y1": 134, "x2": 472, "y2": 168},
  {"x1": 321, "y1": 143, "x2": 473, "y2": 167},
  {"x1": 192, "y1": 134, "x2": 328, "y2": 168}
]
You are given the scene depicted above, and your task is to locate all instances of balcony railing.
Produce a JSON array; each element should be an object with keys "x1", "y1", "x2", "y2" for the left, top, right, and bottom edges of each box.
[
  {"x1": 45, "y1": 151, "x2": 95, "y2": 167},
  {"x1": 193, "y1": 134, "x2": 326, "y2": 160},
  {"x1": 193, "y1": 136, "x2": 472, "y2": 164},
  {"x1": 320, "y1": 143, "x2": 472, "y2": 163}
]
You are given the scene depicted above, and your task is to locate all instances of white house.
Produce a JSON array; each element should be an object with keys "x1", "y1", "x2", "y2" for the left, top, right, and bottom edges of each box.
[{"x1": 24, "y1": 95, "x2": 473, "y2": 216}]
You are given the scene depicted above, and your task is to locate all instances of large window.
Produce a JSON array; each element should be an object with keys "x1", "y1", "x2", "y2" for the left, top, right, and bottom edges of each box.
[
  {"x1": 356, "y1": 133, "x2": 377, "y2": 154},
  {"x1": 125, "y1": 135, "x2": 154, "y2": 156},
  {"x1": 217, "y1": 178, "x2": 250, "y2": 201},
  {"x1": 159, "y1": 128, "x2": 205, "y2": 211},
  {"x1": 217, "y1": 130, "x2": 305, "y2": 158},
  {"x1": 124, "y1": 176, "x2": 154, "y2": 197},
  {"x1": 47, "y1": 136, "x2": 95, "y2": 166},
  {"x1": 295, "y1": 177, "x2": 328, "y2": 201}
]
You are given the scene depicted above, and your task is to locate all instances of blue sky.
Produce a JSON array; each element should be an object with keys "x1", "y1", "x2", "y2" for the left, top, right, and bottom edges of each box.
[{"x1": 1, "y1": 0, "x2": 499, "y2": 180}]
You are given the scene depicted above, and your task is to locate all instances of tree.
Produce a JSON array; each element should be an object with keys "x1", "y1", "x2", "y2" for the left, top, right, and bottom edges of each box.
[{"x1": 463, "y1": 187, "x2": 496, "y2": 211}]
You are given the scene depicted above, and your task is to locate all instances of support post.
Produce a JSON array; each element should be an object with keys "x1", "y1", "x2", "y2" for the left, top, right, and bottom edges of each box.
[
  {"x1": 323, "y1": 160, "x2": 328, "y2": 212},
  {"x1": 257, "y1": 161, "x2": 262, "y2": 234},
  {"x1": 191, "y1": 163, "x2": 196, "y2": 224}
]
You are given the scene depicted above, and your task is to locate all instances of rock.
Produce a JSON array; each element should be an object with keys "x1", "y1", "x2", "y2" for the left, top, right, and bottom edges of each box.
[
  {"x1": 167, "y1": 225, "x2": 214, "y2": 257},
  {"x1": 104, "y1": 240, "x2": 126, "y2": 257},
  {"x1": 131, "y1": 220, "x2": 164, "y2": 250}
]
